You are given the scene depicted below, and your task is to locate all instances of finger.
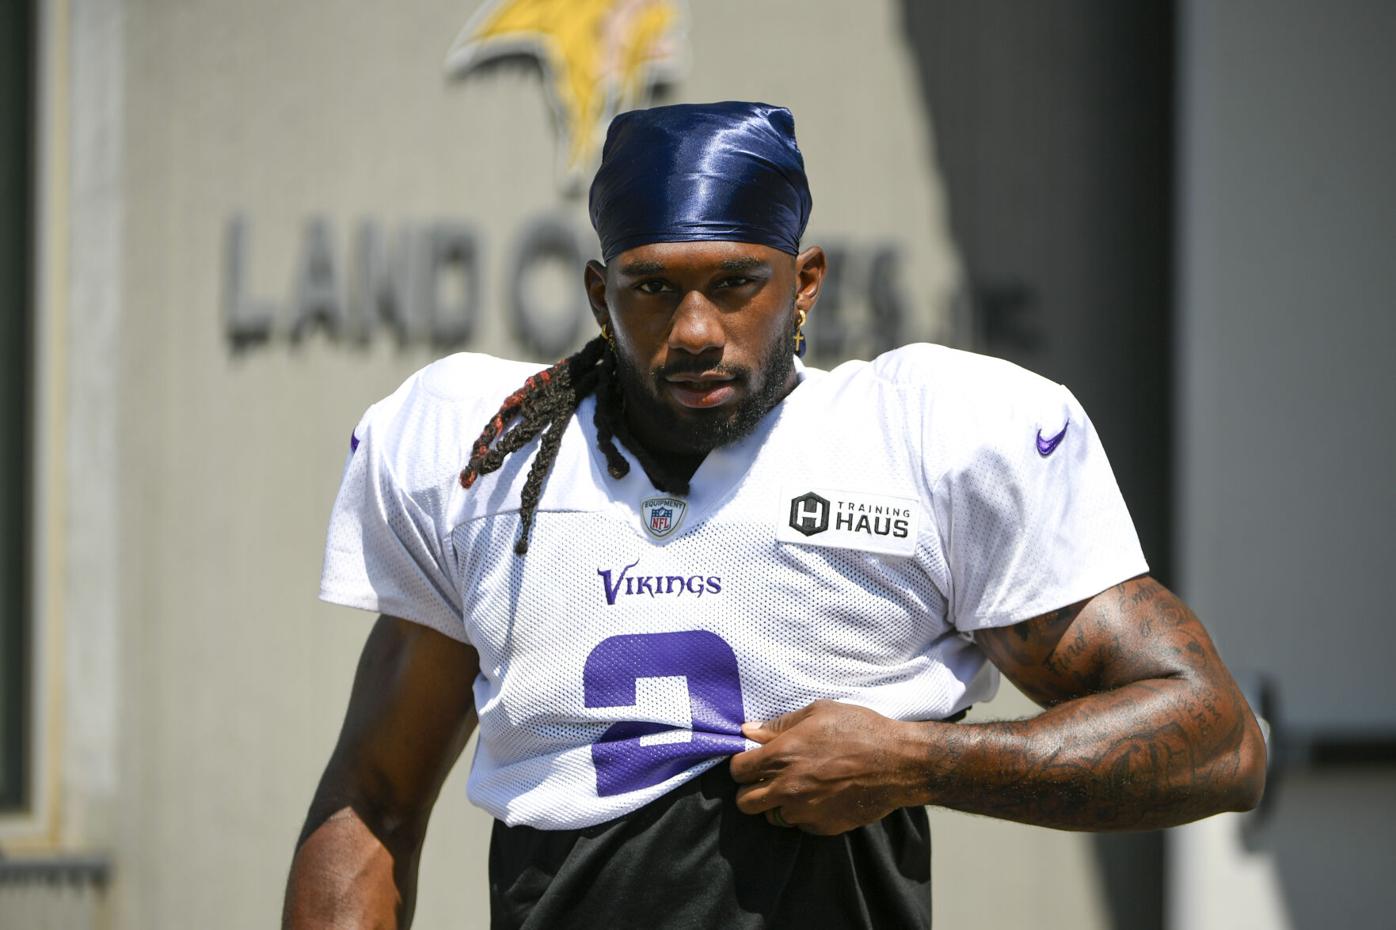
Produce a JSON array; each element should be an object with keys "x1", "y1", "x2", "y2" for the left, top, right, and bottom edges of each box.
[
  {"x1": 766, "y1": 808, "x2": 794, "y2": 829},
  {"x1": 734, "y1": 781, "x2": 777, "y2": 814},
  {"x1": 742, "y1": 703, "x2": 815, "y2": 740},
  {"x1": 728, "y1": 745, "x2": 772, "y2": 784},
  {"x1": 741, "y1": 722, "x2": 778, "y2": 743}
]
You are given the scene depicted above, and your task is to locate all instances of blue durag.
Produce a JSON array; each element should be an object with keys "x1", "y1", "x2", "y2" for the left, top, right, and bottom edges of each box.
[{"x1": 588, "y1": 101, "x2": 813, "y2": 262}]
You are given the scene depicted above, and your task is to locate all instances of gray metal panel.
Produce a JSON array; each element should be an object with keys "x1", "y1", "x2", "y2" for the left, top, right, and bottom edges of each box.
[
  {"x1": 1173, "y1": 2, "x2": 1396, "y2": 926},
  {"x1": 1177, "y1": 0, "x2": 1396, "y2": 732}
]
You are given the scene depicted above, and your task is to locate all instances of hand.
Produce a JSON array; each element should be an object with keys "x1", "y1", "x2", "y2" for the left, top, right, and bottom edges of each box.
[{"x1": 729, "y1": 700, "x2": 919, "y2": 836}]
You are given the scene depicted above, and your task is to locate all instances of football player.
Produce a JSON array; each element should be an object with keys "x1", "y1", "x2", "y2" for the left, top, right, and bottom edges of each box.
[{"x1": 284, "y1": 102, "x2": 1264, "y2": 929}]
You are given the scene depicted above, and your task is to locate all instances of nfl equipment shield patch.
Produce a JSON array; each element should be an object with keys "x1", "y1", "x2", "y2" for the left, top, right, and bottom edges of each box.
[{"x1": 641, "y1": 496, "x2": 687, "y2": 539}]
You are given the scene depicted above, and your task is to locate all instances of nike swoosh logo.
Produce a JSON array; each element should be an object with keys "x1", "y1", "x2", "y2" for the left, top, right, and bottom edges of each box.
[{"x1": 1036, "y1": 421, "x2": 1069, "y2": 457}]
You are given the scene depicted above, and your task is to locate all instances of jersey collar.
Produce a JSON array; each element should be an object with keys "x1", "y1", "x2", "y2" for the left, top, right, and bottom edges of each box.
[{"x1": 578, "y1": 356, "x2": 815, "y2": 544}]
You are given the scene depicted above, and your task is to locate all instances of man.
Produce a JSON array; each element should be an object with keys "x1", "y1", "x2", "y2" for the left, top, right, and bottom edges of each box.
[{"x1": 285, "y1": 102, "x2": 1265, "y2": 929}]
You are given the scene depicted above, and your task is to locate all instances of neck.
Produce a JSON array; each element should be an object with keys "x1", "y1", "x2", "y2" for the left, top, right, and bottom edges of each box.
[
  {"x1": 613, "y1": 410, "x2": 708, "y2": 494},
  {"x1": 637, "y1": 442, "x2": 708, "y2": 486},
  {"x1": 615, "y1": 365, "x2": 799, "y2": 494}
]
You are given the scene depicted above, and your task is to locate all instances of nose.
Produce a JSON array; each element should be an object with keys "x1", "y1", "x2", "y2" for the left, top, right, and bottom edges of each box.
[{"x1": 667, "y1": 289, "x2": 724, "y2": 355}]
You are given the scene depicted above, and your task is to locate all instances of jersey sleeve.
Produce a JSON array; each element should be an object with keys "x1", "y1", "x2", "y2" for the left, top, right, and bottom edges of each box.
[
  {"x1": 927, "y1": 364, "x2": 1149, "y2": 632},
  {"x1": 318, "y1": 370, "x2": 469, "y2": 643}
]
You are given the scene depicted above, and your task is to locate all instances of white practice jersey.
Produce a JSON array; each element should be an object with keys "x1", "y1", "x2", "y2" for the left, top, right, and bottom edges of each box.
[{"x1": 320, "y1": 343, "x2": 1148, "y2": 830}]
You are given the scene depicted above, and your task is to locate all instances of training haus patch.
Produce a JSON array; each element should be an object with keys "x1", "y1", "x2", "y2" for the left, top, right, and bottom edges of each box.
[
  {"x1": 641, "y1": 496, "x2": 687, "y2": 539},
  {"x1": 776, "y1": 486, "x2": 919, "y2": 557}
]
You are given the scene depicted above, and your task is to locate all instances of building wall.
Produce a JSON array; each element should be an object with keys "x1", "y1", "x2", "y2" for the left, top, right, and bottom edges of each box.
[
  {"x1": 117, "y1": 2, "x2": 958, "y2": 926},
  {"x1": 13, "y1": 1, "x2": 1328, "y2": 927},
  {"x1": 4, "y1": 1, "x2": 1157, "y2": 928},
  {"x1": 1172, "y1": 1, "x2": 1396, "y2": 927}
]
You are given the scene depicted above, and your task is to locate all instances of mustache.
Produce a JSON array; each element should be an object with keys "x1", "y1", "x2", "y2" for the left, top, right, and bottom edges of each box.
[{"x1": 651, "y1": 359, "x2": 750, "y2": 380}]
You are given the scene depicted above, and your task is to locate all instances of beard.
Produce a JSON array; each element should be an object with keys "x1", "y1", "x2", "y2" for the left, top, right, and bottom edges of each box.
[{"x1": 612, "y1": 321, "x2": 797, "y2": 458}]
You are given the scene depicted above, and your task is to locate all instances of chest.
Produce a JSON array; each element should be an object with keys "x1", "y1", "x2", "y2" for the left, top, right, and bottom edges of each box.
[
  {"x1": 449, "y1": 377, "x2": 952, "y2": 718},
  {"x1": 453, "y1": 504, "x2": 948, "y2": 730}
]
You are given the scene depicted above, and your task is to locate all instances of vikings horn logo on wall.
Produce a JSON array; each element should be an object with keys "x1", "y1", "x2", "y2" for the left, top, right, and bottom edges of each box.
[{"x1": 446, "y1": 0, "x2": 687, "y2": 188}]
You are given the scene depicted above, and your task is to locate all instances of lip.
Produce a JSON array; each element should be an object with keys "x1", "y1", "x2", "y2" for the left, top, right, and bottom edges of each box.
[{"x1": 663, "y1": 375, "x2": 738, "y2": 409}]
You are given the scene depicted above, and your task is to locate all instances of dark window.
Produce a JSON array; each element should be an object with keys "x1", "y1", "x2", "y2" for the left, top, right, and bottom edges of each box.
[{"x1": 0, "y1": 0, "x2": 33, "y2": 811}]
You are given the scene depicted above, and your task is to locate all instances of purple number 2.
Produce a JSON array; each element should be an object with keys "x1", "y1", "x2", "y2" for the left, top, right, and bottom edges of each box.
[{"x1": 583, "y1": 630, "x2": 747, "y2": 797}]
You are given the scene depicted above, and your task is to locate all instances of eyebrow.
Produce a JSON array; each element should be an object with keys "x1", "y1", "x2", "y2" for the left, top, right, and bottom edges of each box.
[
  {"x1": 618, "y1": 260, "x2": 666, "y2": 276},
  {"x1": 616, "y1": 256, "x2": 771, "y2": 276}
]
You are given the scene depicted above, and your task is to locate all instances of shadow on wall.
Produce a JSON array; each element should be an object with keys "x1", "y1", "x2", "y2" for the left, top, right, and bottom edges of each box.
[
  {"x1": 1263, "y1": 772, "x2": 1396, "y2": 926},
  {"x1": 895, "y1": 2, "x2": 1177, "y2": 929}
]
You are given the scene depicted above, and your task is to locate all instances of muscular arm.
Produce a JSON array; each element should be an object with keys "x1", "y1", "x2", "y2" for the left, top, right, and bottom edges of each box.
[
  {"x1": 283, "y1": 616, "x2": 479, "y2": 929},
  {"x1": 923, "y1": 575, "x2": 1265, "y2": 829},
  {"x1": 732, "y1": 576, "x2": 1266, "y2": 833}
]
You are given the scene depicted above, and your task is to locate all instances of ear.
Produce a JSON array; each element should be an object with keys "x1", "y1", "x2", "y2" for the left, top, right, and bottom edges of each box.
[
  {"x1": 584, "y1": 259, "x2": 610, "y2": 328},
  {"x1": 793, "y1": 246, "x2": 826, "y2": 316}
]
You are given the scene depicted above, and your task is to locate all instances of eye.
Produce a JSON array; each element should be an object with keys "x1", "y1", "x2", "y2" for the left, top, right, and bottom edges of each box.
[
  {"x1": 715, "y1": 275, "x2": 754, "y2": 289},
  {"x1": 632, "y1": 279, "x2": 674, "y2": 295}
]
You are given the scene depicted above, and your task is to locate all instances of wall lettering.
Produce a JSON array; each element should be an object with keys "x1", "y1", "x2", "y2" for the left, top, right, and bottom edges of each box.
[{"x1": 222, "y1": 213, "x2": 919, "y2": 360}]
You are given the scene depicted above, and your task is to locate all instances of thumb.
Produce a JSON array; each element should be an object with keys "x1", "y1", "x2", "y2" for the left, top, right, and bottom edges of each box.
[{"x1": 742, "y1": 703, "x2": 813, "y2": 742}]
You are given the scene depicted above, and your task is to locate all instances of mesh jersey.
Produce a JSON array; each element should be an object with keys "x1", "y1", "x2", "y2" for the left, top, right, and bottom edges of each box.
[{"x1": 320, "y1": 343, "x2": 1148, "y2": 830}]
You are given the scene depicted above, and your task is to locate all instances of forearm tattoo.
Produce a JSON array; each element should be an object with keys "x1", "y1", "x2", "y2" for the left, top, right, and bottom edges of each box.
[{"x1": 935, "y1": 577, "x2": 1263, "y2": 830}]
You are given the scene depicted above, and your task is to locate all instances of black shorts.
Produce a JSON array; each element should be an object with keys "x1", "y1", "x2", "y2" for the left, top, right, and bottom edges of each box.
[{"x1": 488, "y1": 763, "x2": 932, "y2": 929}]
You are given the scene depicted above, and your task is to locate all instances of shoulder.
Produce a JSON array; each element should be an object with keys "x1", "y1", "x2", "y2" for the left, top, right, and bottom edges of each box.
[
  {"x1": 388, "y1": 351, "x2": 544, "y2": 410},
  {"x1": 857, "y1": 343, "x2": 1077, "y2": 486},
  {"x1": 814, "y1": 342, "x2": 1071, "y2": 426},
  {"x1": 362, "y1": 351, "x2": 543, "y2": 426},
  {"x1": 868, "y1": 343, "x2": 1063, "y2": 403},
  {"x1": 353, "y1": 352, "x2": 545, "y2": 491}
]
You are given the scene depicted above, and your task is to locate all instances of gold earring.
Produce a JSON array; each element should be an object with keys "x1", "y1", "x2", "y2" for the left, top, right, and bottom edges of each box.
[
  {"x1": 793, "y1": 308, "x2": 808, "y2": 357},
  {"x1": 600, "y1": 322, "x2": 616, "y2": 349}
]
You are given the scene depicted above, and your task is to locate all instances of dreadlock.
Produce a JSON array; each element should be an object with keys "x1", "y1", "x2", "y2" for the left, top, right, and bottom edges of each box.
[{"x1": 460, "y1": 335, "x2": 691, "y2": 555}]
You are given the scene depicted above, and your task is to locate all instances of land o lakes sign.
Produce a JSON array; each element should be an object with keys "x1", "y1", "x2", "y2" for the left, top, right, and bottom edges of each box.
[{"x1": 222, "y1": 213, "x2": 918, "y2": 361}]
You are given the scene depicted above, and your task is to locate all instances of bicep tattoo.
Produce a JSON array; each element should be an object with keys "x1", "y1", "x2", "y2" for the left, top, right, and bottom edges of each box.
[{"x1": 977, "y1": 576, "x2": 1206, "y2": 708}]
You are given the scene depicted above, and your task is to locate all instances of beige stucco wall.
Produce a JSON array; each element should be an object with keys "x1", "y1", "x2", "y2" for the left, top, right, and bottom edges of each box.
[{"x1": 7, "y1": 1, "x2": 1115, "y2": 928}]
